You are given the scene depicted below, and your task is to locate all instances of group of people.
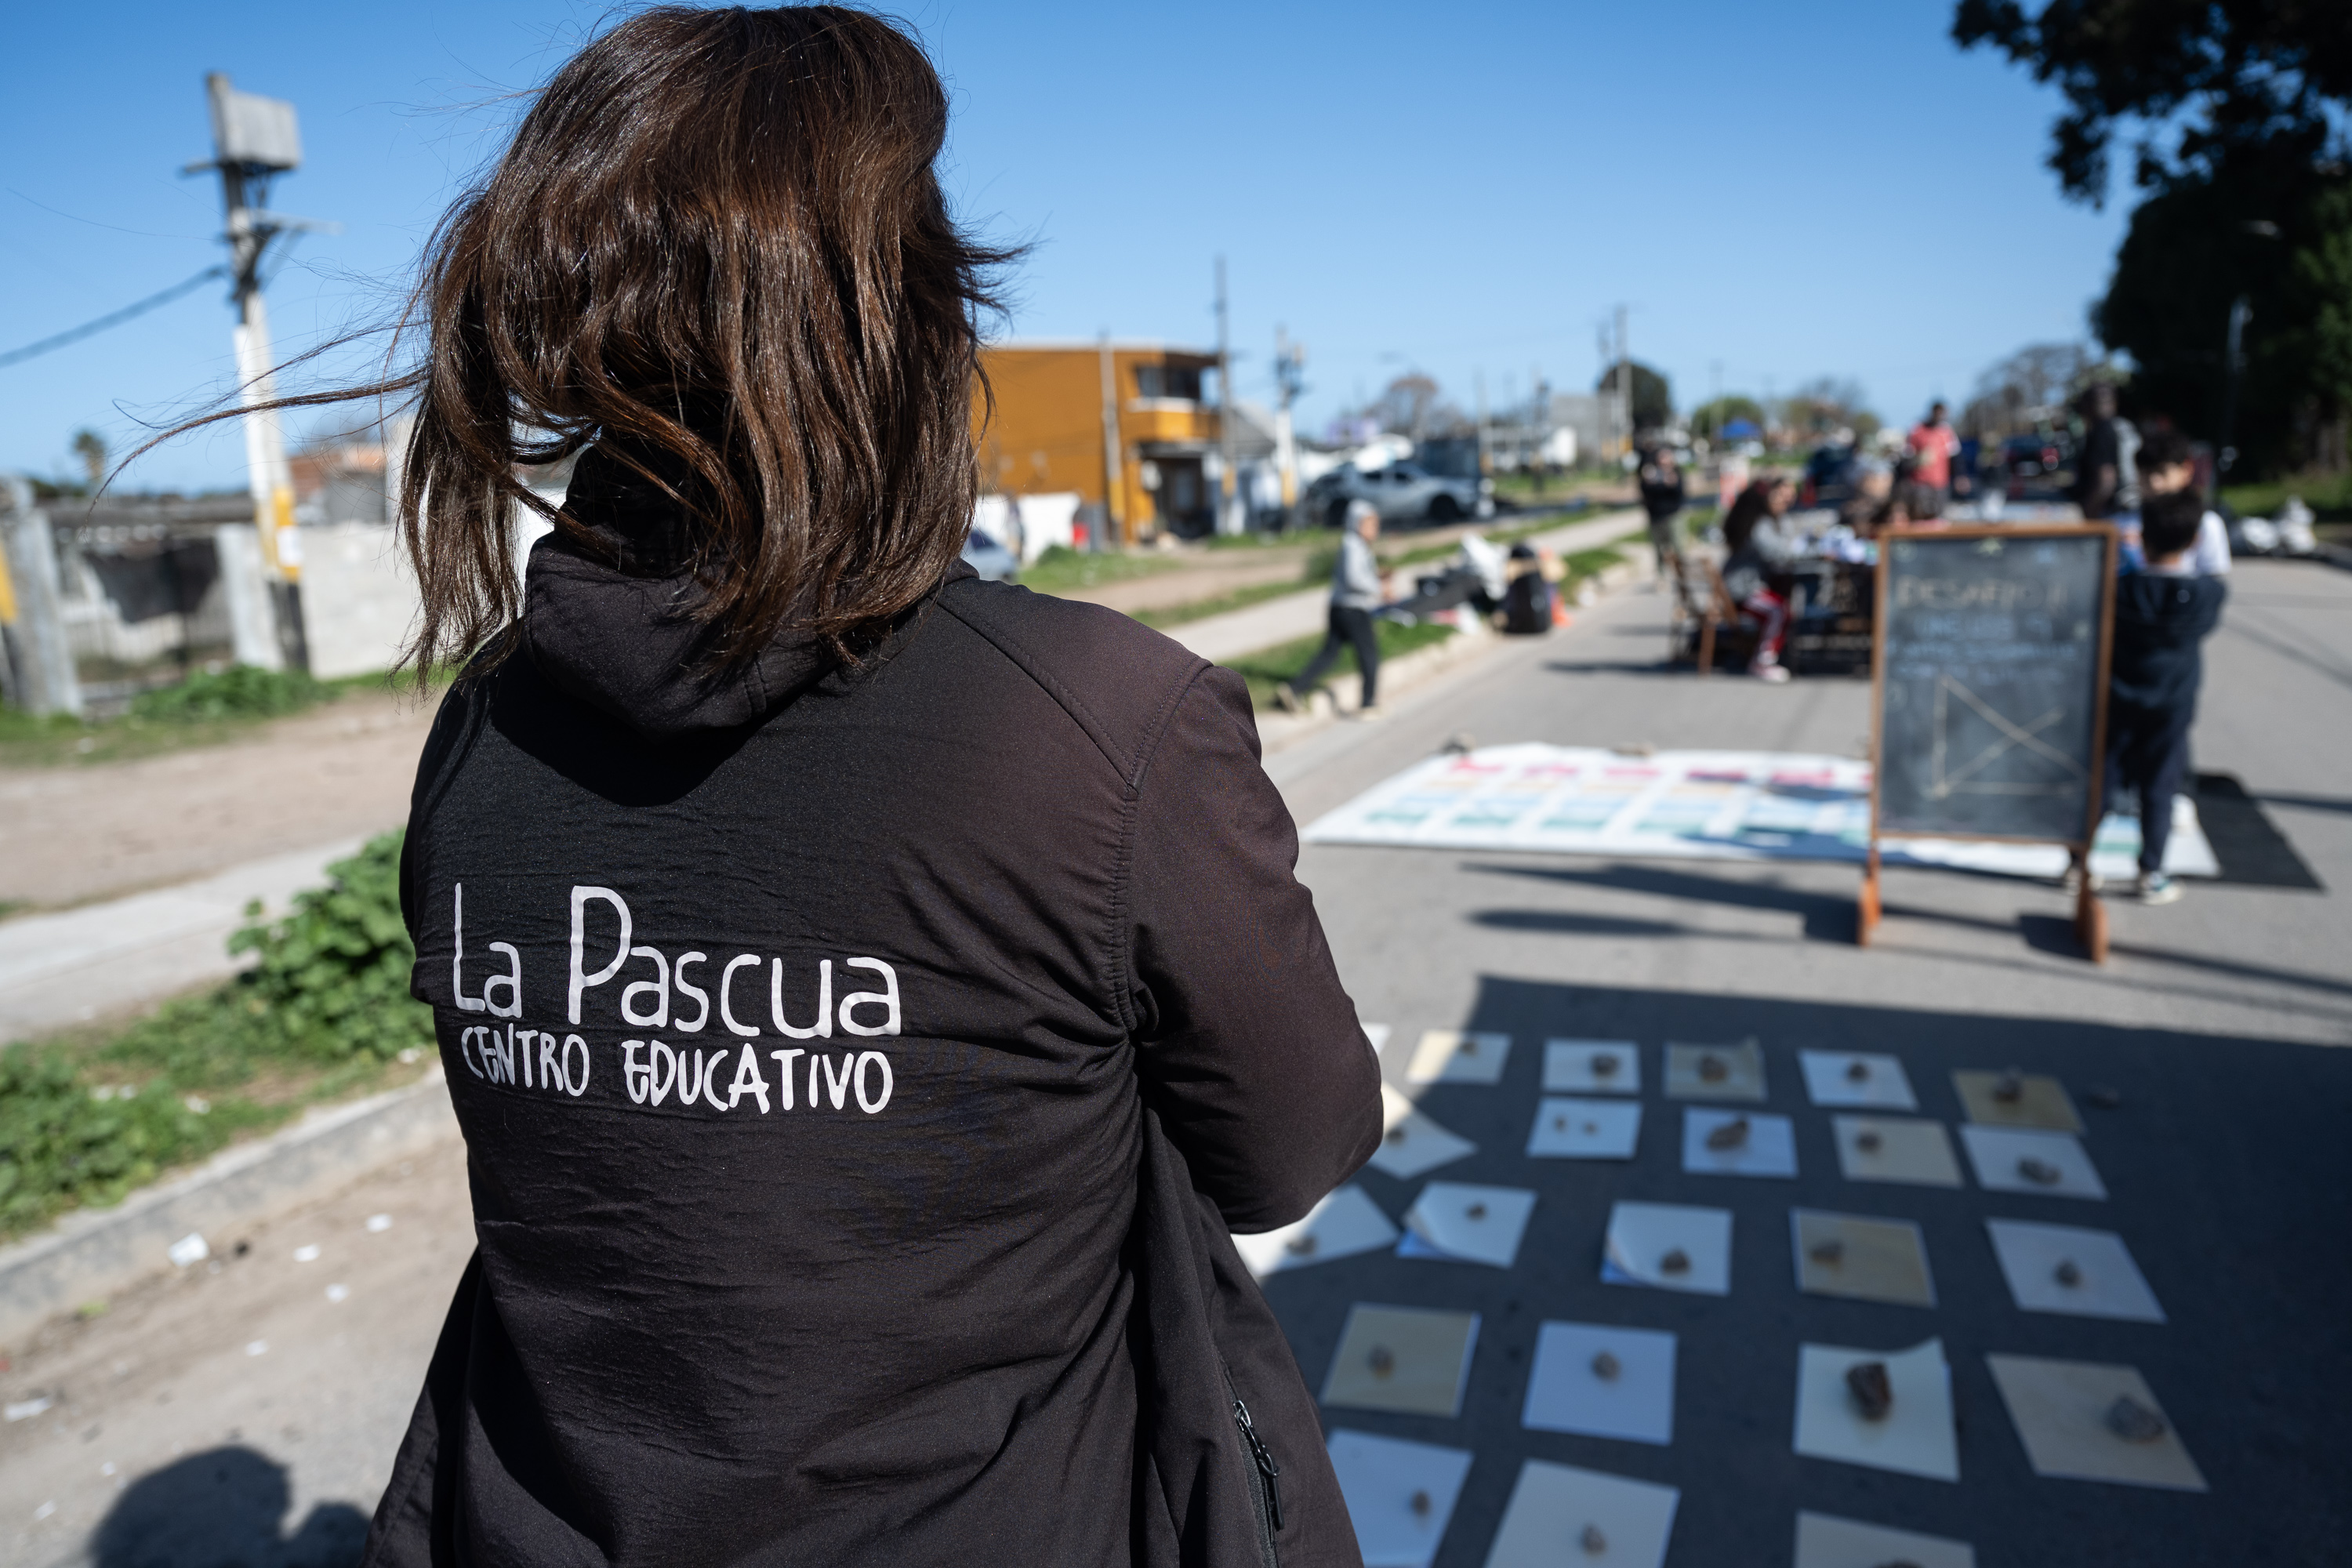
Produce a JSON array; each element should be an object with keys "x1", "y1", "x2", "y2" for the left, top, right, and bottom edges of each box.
[{"x1": 1646, "y1": 393, "x2": 2231, "y2": 907}]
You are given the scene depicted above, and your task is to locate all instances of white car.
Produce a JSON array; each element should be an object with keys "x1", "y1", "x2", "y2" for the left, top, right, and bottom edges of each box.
[
  {"x1": 960, "y1": 529, "x2": 1018, "y2": 581},
  {"x1": 1312, "y1": 463, "x2": 1486, "y2": 526}
]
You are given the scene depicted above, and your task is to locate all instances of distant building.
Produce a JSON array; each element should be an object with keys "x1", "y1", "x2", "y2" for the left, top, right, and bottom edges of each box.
[
  {"x1": 289, "y1": 441, "x2": 388, "y2": 527},
  {"x1": 976, "y1": 341, "x2": 1272, "y2": 543}
]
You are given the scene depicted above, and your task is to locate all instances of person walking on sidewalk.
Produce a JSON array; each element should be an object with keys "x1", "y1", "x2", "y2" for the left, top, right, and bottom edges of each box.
[
  {"x1": 1279, "y1": 499, "x2": 1388, "y2": 717},
  {"x1": 1637, "y1": 441, "x2": 1687, "y2": 584},
  {"x1": 154, "y1": 11, "x2": 1385, "y2": 1566}
]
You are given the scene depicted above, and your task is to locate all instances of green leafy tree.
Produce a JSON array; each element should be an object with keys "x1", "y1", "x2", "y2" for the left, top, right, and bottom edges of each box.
[
  {"x1": 70, "y1": 429, "x2": 107, "y2": 490},
  {"x1": 1955, "y1": 1, "x2": 2352, "y2": 473},
  {"x1": 1598, "y1": 361, "x2": 1672, "y2": 433},
  {"x1": 1690, "y1": 396, "x2": 1766, "y2": 441}
]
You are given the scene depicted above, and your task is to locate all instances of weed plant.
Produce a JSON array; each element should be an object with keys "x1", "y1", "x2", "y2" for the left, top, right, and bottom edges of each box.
[{"x1": 0, "y1": 830, "x2": 431, "y2": 1240}]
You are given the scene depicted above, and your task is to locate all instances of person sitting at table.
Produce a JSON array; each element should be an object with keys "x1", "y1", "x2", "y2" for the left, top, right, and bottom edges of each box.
[
  {"x1": 1719, "y1": 475, "x2": 1798, "y2": 683},
  {"x1": 1839, "y1": 457, "x2": 1893, "y2": 535}
]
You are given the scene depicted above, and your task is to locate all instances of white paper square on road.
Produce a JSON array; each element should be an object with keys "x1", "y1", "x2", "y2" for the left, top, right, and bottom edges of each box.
[
  {"x1": 1322, "y1": 1304, "x2": 1479, "y2": 1417},
  {"x1": 1232, "y1": 1185, "x2": 1399, "y2": 1279},
  {"x1": 1791, "y1": 1210, "x2": 1936, "y2": 1308},
  {"x1": 1985, "y1": 1219, "x2": 2164, "y2": 1321},
  {"x1": 1369, "y1": 1085, "x2": 1478, "y2": 1179},
  {"x1": 1521, "y1": 1321, "x2": 1676, "y2": 1446},
  {"x1": 1526, "y1": 1097, "x2": 1642, "y2": 1160},
  {"x1": 1799, "y1": 1051, "x2": 1917, "y2": 1110},
  {"x1": 1680, "y1": 1109, "x2": 1798, "y2": 1178},
  {"x1": 1986, "y1": 1355, "x2": 2206, "y2": 1491},
  {"x1": 1399, "y1": 1182, "x2": 1536, "y2": 1269},
  {"x1": 1543, "y1": 1039, "x2": 1642, "y2": 1095},
  {"x1": 1832, "y1": 1115, "x2": 1964, "y2": 1189},
  {"x1": 1482, "y1": 1458, "x2": 1680, "y2": 1568},
  {"x1": 1407, "y1": 1029, "x2": 1511, "y2": 1085},
  {"x1": 1327, "y1": 1428, "x2": 1475, "y2": 1568},
  {"x1": 1602, "y1": 1202, "x2": 1732, "y2": 1295},
  {"x1": 1664, "y1": 1040, "x2": 1766, "y2": 1102},
  {"x1": 1793, "y1": 1510, "x2": 1975, "y2": 1568},
  {"x1": 1793, "y1": 1337, "x2": 1958, "y2": 1482},
  {"x1": 1952, "y1": 1069, "x2": 2082, "y2": 1133},
  {"x1": 1960, "y1": 1126, "x2": 2107, "y2": 1200}
]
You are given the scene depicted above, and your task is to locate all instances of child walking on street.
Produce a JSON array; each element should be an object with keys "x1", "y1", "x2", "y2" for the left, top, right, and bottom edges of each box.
[{"x1": 2106, "y1": 489, "x2": 2228, "y2": 905}]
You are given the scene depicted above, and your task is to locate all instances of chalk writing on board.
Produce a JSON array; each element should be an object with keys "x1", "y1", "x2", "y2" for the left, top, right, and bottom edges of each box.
[
  {"x1": 1876, "y1": 530, "x2": 2112, "y2": 841},
  {"x1": 1929, "y1": 676, "x2": 2086, "y2": 800}
]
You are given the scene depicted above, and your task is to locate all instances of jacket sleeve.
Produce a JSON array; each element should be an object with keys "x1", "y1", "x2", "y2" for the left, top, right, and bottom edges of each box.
[{"x1": 1125, "y1": 666, "x2": 1384, "y2": 1232}]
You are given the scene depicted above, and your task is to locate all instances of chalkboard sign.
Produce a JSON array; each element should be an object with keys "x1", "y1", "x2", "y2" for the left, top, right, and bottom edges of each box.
[{"x1": 1872, "y1": 525, "x2": 2117, "y2": 844}]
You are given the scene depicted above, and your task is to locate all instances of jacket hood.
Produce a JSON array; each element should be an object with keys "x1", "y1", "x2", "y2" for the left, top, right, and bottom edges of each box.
[{"x1": 522, "y1": 445, "x2": 834, "y2": 742}]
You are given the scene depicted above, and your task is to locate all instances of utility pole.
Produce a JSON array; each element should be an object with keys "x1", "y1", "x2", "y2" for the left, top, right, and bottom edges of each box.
[
  {"x1": 1614, "y1": 303, "x2": 1632, "y2": 459},
  {"x1": 1273, "y1": 327, "x2": 1305, "y2": 532},
  {"x1": 1215, "y1": 257, "x2": 1243, "y2": 535},
  {"x1": 188, "y1": 74, "x2": 336, "y2": 668},
  {"x1": 1474, "y1": 369, "x2": 1489, "y2": 485},
  {"x1": 1098, "y1": 332, "x2": 1123, "y2": 550}
]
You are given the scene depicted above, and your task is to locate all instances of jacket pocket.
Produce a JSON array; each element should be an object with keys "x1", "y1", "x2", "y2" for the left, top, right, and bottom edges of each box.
[{"x1": 1225, "y1": 1366, "x2": 1283, "y2": 1567}]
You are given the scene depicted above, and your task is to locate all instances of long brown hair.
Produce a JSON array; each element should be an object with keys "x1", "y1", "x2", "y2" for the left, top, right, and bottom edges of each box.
[{"x1": 162, "y1": 5, "x2": 1011, "y2": 671}]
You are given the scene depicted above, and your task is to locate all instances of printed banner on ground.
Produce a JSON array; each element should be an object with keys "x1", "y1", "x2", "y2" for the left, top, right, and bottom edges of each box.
[{"x1": 1299, "y1": 745, "x2": 2216, "y2": 881}]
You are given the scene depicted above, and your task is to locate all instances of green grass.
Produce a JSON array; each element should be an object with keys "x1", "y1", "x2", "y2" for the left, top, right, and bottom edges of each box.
[
  {"x1": 2220, "y1": 470, "x2": 2352, "y2": 524},
  {"x1": 1132, "y1": 577, "x2": 1320, "y2": 630},
  {"x1": 0, "y1": 830, "x2": 432, "y2": 1242},
  {"x1": 0, "y1": 665, "x2": 446, "y2": 770},
  {"x1": 1225, "y1": 619, "x2": 1459, "y2": 710},
  {"x1": 1014, "y1": 544, "x2": 1194, "y2": 596}
]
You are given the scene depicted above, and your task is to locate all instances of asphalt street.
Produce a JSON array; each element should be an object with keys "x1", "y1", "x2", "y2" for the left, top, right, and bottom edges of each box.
[
  {"x1": 2, "y1": 557, "x2": 2345, "y2": 1566},
  {"x1": 1266, "y1": 557, "x2": 2352, "y2": 1566}
]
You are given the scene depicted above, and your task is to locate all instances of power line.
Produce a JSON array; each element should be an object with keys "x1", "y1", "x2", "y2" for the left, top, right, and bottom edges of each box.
[{"x1": 0, "y1": 266, "x2": 227, "y2": 370}]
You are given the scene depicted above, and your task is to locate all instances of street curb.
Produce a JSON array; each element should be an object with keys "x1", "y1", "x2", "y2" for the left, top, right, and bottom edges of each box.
[
  {"x1": 1257, "y1": 549, "x2": 1652, "y2": 751},
  {"x1": 0, "y1": 1068, "x2": 457, "y2": 1350}
]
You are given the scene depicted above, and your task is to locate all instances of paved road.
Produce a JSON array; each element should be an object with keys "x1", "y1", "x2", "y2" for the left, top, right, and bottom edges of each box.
[
  {"x1": 2, "y1": 558, "x2": 2343, "y2": 1565},
  {"x1": 1262, "y1": 557, "x2": 2351, "y2": 1565}
]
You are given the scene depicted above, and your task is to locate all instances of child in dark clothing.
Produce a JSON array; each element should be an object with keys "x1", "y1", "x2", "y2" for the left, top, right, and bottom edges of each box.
[{"x1": 2105, "y1": 489, "x2": 2228, "y2": 904}]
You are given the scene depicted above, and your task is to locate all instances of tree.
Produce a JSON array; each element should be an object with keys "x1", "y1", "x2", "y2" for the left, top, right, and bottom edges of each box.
[
  {"x1": 1366, "y1": 373, "x2": 1472, "y2": 440},
  {"x1": 1596, "y1": 360, "x2": 1672, "y2": 432},
  {"x1": 2096, "y1": 149, "x2": 2352, "y2": 474},
  {"x1": 1689, "y1": 396, "x2": 1766, "y2": 441},
  {"x1": 1778, "y1": 377, "x2": 1878, "y2": 444},
  {"x1": 1960, "y1": 343, "x2": 2100, "y2": 439},
  {"x1": 70, "y1": 429, "x2": 107, "y2": 490},
  {"x1": 1955, "y1": 1, "x2": 2352, "y2": 472}
]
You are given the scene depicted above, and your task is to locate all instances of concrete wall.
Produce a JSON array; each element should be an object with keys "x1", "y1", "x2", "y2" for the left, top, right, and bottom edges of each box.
[{"x1": 296, "y1": 522, "x2": 419, "y2": 680}]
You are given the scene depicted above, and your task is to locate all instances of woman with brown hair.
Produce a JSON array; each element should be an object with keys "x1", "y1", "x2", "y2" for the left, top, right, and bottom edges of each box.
[{"x1": 177, "y1": 9, "x2": 1383, "y2": 1563}]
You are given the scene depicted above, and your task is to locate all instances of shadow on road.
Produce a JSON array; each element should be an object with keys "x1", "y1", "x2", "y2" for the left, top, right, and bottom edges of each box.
[
  {"x1": 90, "y1": 1447, "x2": 367, "y2": 1568},
  {"x1": 1262, "y1": 977, "x2": 2352, "y2": 1568},
  {"x1": 1463, "y1": 860, "x2": 1860, "y2": 942}
]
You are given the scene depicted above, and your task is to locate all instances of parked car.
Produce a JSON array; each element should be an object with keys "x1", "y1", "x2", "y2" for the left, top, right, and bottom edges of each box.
[
  {"x1": 1307, "y1": 463, "x2": 1486, "y2": 527},
  {"x1": 2002, "y1": 434, "x2": 2068, "y2": 480},
  {"x1": 960, "y1": 528, "x2": 1018, "y2": 581}
]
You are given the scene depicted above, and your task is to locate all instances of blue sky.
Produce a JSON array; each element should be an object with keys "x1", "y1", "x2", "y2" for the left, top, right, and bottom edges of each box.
[{"x1": 0, "y1": 0, "x2": 2130, "y2": 492}]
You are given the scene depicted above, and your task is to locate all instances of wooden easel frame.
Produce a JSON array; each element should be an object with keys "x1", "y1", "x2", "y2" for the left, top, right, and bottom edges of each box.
[{"x1": 1858, "y1": 522, "x2": 2120, "y2": 961}]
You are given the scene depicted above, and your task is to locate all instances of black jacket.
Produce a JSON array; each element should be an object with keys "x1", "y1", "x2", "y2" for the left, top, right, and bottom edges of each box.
[
  {"x1": 2111, "y1": 571, "x2": 2227, "y2": 721},
  {"x1": 365, "y1": 450, "x2": 1382, "y2": 1566},
  {"x1": 1636, "y1": 460, "x2": 1684, "y2": 521}
]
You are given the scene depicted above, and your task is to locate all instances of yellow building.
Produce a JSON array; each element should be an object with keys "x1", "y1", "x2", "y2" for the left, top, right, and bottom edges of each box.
[{"x1": 975, "y1": 341, "x2": 1225, "y2": 545}]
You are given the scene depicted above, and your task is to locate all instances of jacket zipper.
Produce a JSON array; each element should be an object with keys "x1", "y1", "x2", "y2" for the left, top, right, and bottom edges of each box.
[{"x1": 1230, "y1": 1387, "x2": 1283, "y2": 1564}]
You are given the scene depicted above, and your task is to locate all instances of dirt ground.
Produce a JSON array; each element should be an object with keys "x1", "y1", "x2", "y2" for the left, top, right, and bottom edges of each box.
[
  {"x1": 0, "y1": 695, "x2": 437, "y2": 911},
  {"x1": 0, "y1": 1136, "x2": 471, "y2": 1568}
]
